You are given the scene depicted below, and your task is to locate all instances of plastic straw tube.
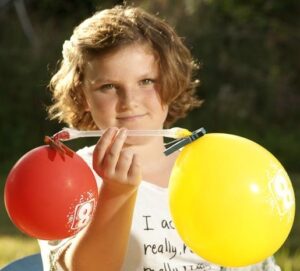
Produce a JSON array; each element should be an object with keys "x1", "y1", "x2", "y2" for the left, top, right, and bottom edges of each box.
[{"x1": 53, "y1": 127, "x2": 192, "y2": 141}]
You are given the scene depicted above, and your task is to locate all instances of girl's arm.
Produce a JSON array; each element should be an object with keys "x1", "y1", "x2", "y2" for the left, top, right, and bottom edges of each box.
[{"x1": 59, "y1": 128, "x2": 141, "y2": 271}]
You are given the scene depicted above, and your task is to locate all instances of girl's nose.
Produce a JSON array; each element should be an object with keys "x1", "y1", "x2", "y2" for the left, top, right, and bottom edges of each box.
[{"x1": 118, "y1": 87, "x2": 138, "y2": 110}]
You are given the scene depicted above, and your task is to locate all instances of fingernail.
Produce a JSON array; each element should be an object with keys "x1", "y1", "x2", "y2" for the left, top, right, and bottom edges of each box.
[
  {"x1": 120, "y1": 128, "x2": 127, "y2": 137},
  {"x1": 110, "y1": 127, "x2": 118, "y2": 132},
  {"x1": 106, "y1": 127, "x2": 118, "y2": 136}
]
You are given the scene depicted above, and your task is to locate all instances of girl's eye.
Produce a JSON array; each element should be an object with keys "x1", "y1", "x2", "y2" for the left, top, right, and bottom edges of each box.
[
  {"x1": 139, "y1": 79, "x2": 155, "y2": 86},
  {"x1": 98, "y1": 84, "x2": 115, "y2": 91}
]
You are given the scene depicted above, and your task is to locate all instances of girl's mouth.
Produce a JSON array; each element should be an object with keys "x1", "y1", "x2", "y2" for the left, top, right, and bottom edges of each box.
[{"x1": 117, "y1": 113, "x2": 147, "y2": 121}]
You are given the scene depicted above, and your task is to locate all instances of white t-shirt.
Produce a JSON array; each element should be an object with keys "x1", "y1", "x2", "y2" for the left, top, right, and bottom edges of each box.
[{"x1": 39, "y1": 146, "x2": 281, "y2": 271}]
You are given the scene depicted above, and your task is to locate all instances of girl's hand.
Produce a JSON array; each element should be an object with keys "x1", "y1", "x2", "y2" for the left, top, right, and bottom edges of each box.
[{"x1": 92, "y1": 127, "x2": 141, "y2": 191}]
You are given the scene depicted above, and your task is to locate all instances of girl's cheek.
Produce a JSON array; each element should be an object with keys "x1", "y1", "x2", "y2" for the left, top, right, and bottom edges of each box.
[
  {"x1": 92, "y1": 94, "x2": 116, "y2": 108},
  {"x1": 142, "y1": 87, "x2": 160, "y2": 100}
]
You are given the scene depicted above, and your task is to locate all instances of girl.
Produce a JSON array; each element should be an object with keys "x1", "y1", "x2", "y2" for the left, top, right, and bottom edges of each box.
[{"x1": 39, "y1": 5, "x2": 280, "y2": 271}]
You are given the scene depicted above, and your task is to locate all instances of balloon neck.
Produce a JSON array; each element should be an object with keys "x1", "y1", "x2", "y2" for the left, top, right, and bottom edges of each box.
[
  {"x1": 164, "y1": 127, "x2": 206, "y2": 156},
  {"x1": 44, "y1": 135, "x2": 74, "y2": 157}
]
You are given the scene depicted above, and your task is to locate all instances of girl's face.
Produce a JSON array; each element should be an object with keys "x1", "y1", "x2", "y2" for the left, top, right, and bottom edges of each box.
[{"x1": 83, "y1": 43, "x2": 168, "y2": 132}]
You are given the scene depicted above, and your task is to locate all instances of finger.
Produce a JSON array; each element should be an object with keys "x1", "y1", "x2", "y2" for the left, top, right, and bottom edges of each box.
[
  {"x1": 102, "y1": 128, "x2": 127, "y2": 177},
  {"x1": 127, "y1": 154, "x2": 142, "y2": 185},
  {"x1": 93, "y1": 127, "x2": 118, "y2": 173},
  {"x1": 115, "y1": 149, "x2": 134, "y2": 181}
]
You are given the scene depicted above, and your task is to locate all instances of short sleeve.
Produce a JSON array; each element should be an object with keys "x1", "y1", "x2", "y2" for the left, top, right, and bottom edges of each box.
[{"x1": 38, "y1": 238, "x2": 73, "y2": 271}]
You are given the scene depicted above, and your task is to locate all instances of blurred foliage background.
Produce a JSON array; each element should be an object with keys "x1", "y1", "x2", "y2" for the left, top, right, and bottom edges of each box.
[
  {"x1": 0, "y1": 0, "x2": 299, "y2": 268},
  {"x1": 0, "y1": 0, "x2": 299, "y2": 172}
]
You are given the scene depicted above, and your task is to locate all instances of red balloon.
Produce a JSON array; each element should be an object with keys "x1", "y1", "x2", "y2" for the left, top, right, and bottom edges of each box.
[{"x1": 4, "y1": 145, "x2": 98, "y2": 240}]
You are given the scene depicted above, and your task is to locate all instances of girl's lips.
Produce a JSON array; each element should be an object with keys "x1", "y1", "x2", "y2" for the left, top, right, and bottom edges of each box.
[{"x1": 117, "y1": 113, "x2": 147, "y2": 121}]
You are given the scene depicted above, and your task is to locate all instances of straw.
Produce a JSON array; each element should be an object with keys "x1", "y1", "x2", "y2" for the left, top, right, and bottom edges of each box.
[{"x1": 52, "y1": 127, "x2": 192, "y2": 141}]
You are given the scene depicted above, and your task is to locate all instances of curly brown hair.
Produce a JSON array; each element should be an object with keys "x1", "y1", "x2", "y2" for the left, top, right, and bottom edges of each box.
[{"x1": 48, "y1": 5, "x2": 202, "y2": 130}]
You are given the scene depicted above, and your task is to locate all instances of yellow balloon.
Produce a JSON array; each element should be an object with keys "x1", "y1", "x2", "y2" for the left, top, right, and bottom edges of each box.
[{"x1": 169, "y1": 133, "x2": 295, "y2": 267}]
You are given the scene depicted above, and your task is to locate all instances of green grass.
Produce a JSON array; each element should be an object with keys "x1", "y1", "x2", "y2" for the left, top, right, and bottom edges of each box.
[
  {"x1": 0, "y1": 172, "x2": 39, "y2": 267},
  {"x1": 0, "y1": 173, "x2": 299, "y2": 269},
  {"x1": 0, "y1": 236, "x2": 39, "y2": 267},
  {"x1": 275, "y1": 249, "x2": 300, "y2": 271}
]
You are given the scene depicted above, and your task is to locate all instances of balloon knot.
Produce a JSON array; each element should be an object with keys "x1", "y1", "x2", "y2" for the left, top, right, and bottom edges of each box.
[
  {"x1": 164, "y1": 127, "x2": 206, "y2": 156},
  {"x1": 44, "y1": 136, "x2": 74, "y2": 157}
]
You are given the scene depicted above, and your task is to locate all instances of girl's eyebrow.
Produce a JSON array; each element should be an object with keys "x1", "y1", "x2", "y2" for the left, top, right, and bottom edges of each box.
[
  {"x1": 88, "y1": 72, "x2": 158, "y2": 85},
  {"x1": 135, "y1": 70, "x2": 160, "y2": 80},
  {"x1": 138, "y1": 72, "x2": 158, "y2": 78},
  {"x1": 87, "y1": 77, "x2": 116, "y2": 86}
]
